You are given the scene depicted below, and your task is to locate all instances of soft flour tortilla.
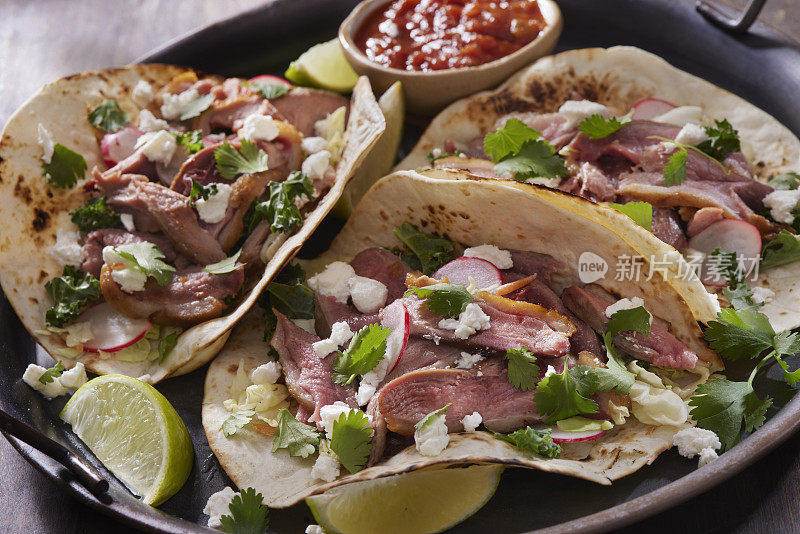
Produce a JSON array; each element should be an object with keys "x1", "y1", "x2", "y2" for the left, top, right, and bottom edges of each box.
[
  {"x1": 203, "y1": 171, "x2": 712, "y2": 507},
  {"x1": 0, "y1": 65, "x2": 385, "y2": 382},
  {"x1": 396, "y1": 46, "x2": 800, "y2": 331}
]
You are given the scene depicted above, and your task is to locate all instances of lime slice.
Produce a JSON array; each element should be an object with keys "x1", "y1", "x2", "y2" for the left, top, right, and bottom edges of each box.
[
  {"x1": 334, "y1": 81, "x2": 406, "y2": 217},
  {"x1": 285, "y1": 38, "x2": 359, "y2": 93},
  {"x1": 306, "y1": 465, "x2": 503, "y2": 534},
  {"x1": 60, "y1": 375, "x2": 193, "y2": 506}
]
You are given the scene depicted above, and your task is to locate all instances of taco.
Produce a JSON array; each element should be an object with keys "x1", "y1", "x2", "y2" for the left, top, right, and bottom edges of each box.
[
  {"x1": 396, "y1": 46, "x2": 800, "y2": 331},
  {"x1": 202, "y1": 171, "x2": 723, "y2": 508},
  {"x1": 0, "y1": 64, "x2": 385, "y2": 383}
]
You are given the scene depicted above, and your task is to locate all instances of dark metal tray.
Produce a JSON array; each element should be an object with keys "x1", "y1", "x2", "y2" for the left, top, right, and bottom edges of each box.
[{"x1": 2, "y1": 0, "x2": 799, "y2": 532}]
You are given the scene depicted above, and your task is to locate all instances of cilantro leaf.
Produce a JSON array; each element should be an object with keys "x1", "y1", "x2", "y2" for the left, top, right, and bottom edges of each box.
[
  {"x1": 404, "y1": 283, "x2": 474, "y2": 318},
  {"x1": 723, "y1": 284, "x2": 759, "y2": 311},
  {"x1": 38, "y1": 361, "x2": 65, "y2": 384},
  {"x1": 484, "y1": 118, "x2": 541, "y2": 161},
  {"x1": 271, "y1": 408, "x2": 321, "y2": 458},
  {"x1": 534, "y1": 363, "x2": 599, "y2": 423},
  {"x1": 332, "y1": 324, "x2": 391, "y2": 386},
  {"x1": 663, "y1": 147, "x2": 688, "y2": 186},
  {"x1": 426, "y1": 150, "x2": 454, "y2": 164},
  {"x1": 180, "y1": 93, "x2": 215, "y2": 120},
  {"x1": 595, "y1": 333, "x2": 636, "y2": 394},
  {"x1": 188, "y1": 179, "x2": 217, "y2": 207},
  {"x1": 329, "y1": 410, "x2": 373, "y2": 474},
  {"x1": 205, "y1": 250, "x2": 243, "y2": 275},
  {"x1": 393, "y1": 223, "x2": 456, "y2": 275},
  {"x1": 493, "y1": 140, "x2": 568, "y2": 182},
  {"x1": 710, "y1": 248, "x2": 745, "y2": 289},
  {"x1": 174, "y1": 130, "x2": 204, "y2": 154},
  {"x1": 493, "y1": 427, "x2": 561, "y2": 459},
  {"x1": 158, "y1": 331, "x2": 179, "y2": 362},
  {"x1": 70, "y1": 197, "x2": 122, "y2": 232},
  {"x1": 415, "y1": 404, "x2": 451, "y2": 431},
  {"x1": 578, "y1": 111, "x2": 632, "y2": 140},
  {"x1": 45, "y1": 266, "x2": 100, "y2": 327},
  {"x1": 43, "y1": 144, "x2": 87, "y2": 188},
  {"x1": 244, "y1": 171, "x2": 314, "y2": 234},
  {"x1": 696, "y1": 119, "x2": 741, "y2": 161},
  {"x1": 704, "y1": 307, "x2": 774, "y2": 360},
  {"x1": 609, "y1": 201, "x2": 653, "y2": 232},
  {"x1": 504, "y1": 347, "x2": 540, "y2": 391},
  {"x1": 87, "y1": 100, "x2": 129, "y2": 132},
  {"x1": 113, "y1": 242, "x2": 175, "y2": 286},
  {"x1": 689, "y1": 378, "x2": 772, "y2": 450},
  {"x1": 606, "y1": 306, "x2": 651, "y2": 339},
  {"x1": 222, "y1": 409, "x2": 256, "y2": 438},
  {"x1": 769, "y1": 172, "x2": 800, "y2": 190},
  {"x1": 250, "y1": 81, "x2": 291, "y2": 100},
  {"x1": 761, "y1": 230, "x2": 800, "y2": 271},
  {"x1": 215, "y1": 140, "x2": 270, "y2": 180},
  {"x1": 219, "y1": 487, "x2": 269, "y2": 534}
]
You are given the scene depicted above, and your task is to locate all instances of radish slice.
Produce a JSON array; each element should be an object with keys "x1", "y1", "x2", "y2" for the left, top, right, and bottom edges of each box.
[
  {"x1": 80, "y1": 303, "x2": 151, "y2": 353},
  {"x1": 100, "y1": 127, "x2": 142, "y2": 167},
  {"x1": 631, "y1": 98, "x2": 676, "y2": 121},
  {"x1": 542, "y1": 426, "x2": 608, "y2": 443},
  {"x1": 688, "y1": 218, "x2": 762, "y2": 285},
  {"x1": 248, "y1": 74, "x2": 293, "y2": 89},
  {"x1": 380, "y1": 300, "x2": 409, "y2": 374},
  {"x1": 433, "y1": 257, "x2": 502, "y2": 290}
]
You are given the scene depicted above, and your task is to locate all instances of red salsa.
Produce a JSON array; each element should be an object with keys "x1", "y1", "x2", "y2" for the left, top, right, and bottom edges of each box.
[{"x1": 354, "y1": 0, "x2": 547, "y2": 71}]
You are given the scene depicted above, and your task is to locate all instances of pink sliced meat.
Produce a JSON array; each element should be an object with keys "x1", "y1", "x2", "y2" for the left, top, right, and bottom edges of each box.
[
  {"x1": 349, "y1": 247, "x2": 411, "y2": 303},
  {"x1": 314, "y1": 294, "x2": 379, "y2": 339},
  {"x1": 507, "y1": 249, "x2": 564, "y2": 284},
  {"x1": 650, "y1": 207, "x2": 687, "y2": 250},
  {"x1": 567, "y1": 120, "x2": 679, "y2": 166},
  {"x1": 271, "y1": 88, "x2": 350, "y2": 137},
  {"x1": 81, "y1": 228, "x2": 182, "y2": 278},
  {"x1": 380, "y1": 337, "x2": 464, "y2": 386},
  {"x1": 687, "y1": 207, "x2": 725, "y2": 237}
]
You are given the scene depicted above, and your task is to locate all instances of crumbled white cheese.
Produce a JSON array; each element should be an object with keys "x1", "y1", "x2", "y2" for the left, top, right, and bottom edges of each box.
[
  {"x1": 347, "y1": 276, "x2": 388, "y2": 314},
  {"x1": 22, "y1": 362, "x2": 86, "y2": 398},
  {"x1": 652, "y1": 106, "x2": 704, "y2": 127},
  {"x1": 308, "y1": 262, "x2": 356, "y2": 303},
  {"x1": 604, "y1": 297, "x2": 651, "y2": 324},
  {"x1": 312, "y1": 321, "x2": 354, "y2": 359},
  {"x1": 455, "y1": 352, "x2": 484, "y2": 370},
  {"x1": 203, "y1": 486, "x2": 237, "y2": 529},
  {"x1": 559, "y1": 100, "x2": 610, "y2": 127},
  {"x1": 301, "y1": 136, "x2": 329, "y2": 154},
  {"x1": 674, "y1": 123, "x2": 709, "y2": 146},
  {"x1": 544, "y1": 365, "x2": 557, "y2": 377},
  {"x1": 356, "y1": 382, "x2": 377, "y2": 406},
  {"x1": 37, "y1": 123, "x2": 55, "y2": 162},
  {"x1": 463, "y1": 244, "x2": 513, "y2": 269},
  {"x1": 137, "y1": 109, "x2": 169, "y2": 132},
  {"x1": 102, "y1": 246, "x2": 147, "y2": 292},
  {"x1": 301, "y1": 150, "x2": 332, "y2": 181},
  {"x1": 240, "y1": 114, "x2": 279, "y2": 142},
  {"x1": 438, "y1": 303, "x2": 491, "y2": 340},
  {"x1": 249, "y1": 361, "x2": 282, "y2": 385},
  {"x1": 305, "y1": 525, "x2": 326, "y2": 534},
  {"x1": 415, "y1": 413, "x2": 450, "y2": 456},
  {"x1": 58, "y1": 362, "x2": 88, "y2": 390},
  {"x1": 132, "y1": 80, "x2": 155, "y2": 107},
  {"x1": 698, "y1": 446, "x2": 719, "y2": 467},
  {"x1": 195, "y1": 183, "x2": 233, "y2": 224},
  {"x1": 46, "y1": 228, "x2": 86, "y2": 267},
  {"x1": 292, "y1": 318, "x2": 317, "y2": 334},
  {"x1": 673, "y1": 427, "x2": 721, "y2": 461},
  {"x1": 160, "y1": 87, "x2": 200, "y2": 120},
  {"x1": 138, "y1": 130, "x2": 177, "y2": 164},
  {"x1": 120, "y1": 213, "x2": 135, "y2": 232},
  {"x1": 311, "y1": 451, "x2": 341, "y2": 482},
  {"x1": 751, "y1": 286, "x2": 776, "y2": 305},
  {"x1": 319, "y1": 401, "x2": 354, "y2": 435},
  {"x1": 461, "y1": 412, "x2": 482, "y2": 432},
  {"x1": 763, "y1": 189, "x2": 800, "y2": 224}
]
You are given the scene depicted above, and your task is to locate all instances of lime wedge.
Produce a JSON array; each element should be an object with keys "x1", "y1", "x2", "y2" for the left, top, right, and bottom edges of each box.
[
  {"x1": 60, "y1": 375, "x2": 193, "y2": 506},
  {"x1": 334, "y1": 81, "x2": 405, "y2": 217},
  {"x1": 306, "y1": 465, "x2": 503, "y2": 534},
  {"x1": 285, "y1": 38, "x2": 359, "y2": 93}
]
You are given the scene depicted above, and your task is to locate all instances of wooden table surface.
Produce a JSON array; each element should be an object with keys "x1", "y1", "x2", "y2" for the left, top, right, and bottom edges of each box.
[{"x1": 1, "y1": 1, "x2": 799, "y2": 533}]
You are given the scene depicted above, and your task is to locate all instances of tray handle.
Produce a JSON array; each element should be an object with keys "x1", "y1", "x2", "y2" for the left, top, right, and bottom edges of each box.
[{"x1": 696, "y1": 0, "x2": 767, "y2": 34}]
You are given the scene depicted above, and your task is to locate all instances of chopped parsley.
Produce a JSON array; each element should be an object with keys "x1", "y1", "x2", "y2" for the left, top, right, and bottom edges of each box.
[
  {"x1": 87, "y1": 100, "x2": 129, "y2": 132},
  {"x1": 578, "y1": 111, "x2": 632, "y2": 140},
  {"x1": 696, "y1": 119, "x2": 741, "y2": 161},
  {"x1": 174, "y1": 130, "x2": 204, "y2": 154},
  {"x1": 205, "y1": 250, "x2": 243, "y2": 275},
  {"x1": 180, "y1": 93, "x2": 215, "y2": 121},
  {"x1": 249, "y1": 81, "x2": 291, "y2": 100},
  {"x1": 484, "y1": 118, "x2": 568, "y2": 182},
  {"x1": 533, "y1": 363, "x2": 600, "y2": 423},
  {"x1": 484, "y1": 118, "x2": 541, "y2": 160},
  {"x1": 392, "y1": 223, "x2": 456, "y2": 275},
  {"x1": 609, "y1": 201, "x2": 653, "y2": 232},
  {"x1": 113, "y1": 242, "x2": 175, "y2": 286},
  {"x1": 663, "y1": 147, "x2": 688, "y2": 186},
  {"x1": 504, "y1": 347, "x2": 540, "y2": 391},
  {"x1": 218, "y1": 487, "x2": 270, "y2": 534},
  {"x1": 329, "y1": 410, "x2": 373, "y2": 474},
  {"x1": 188, "y1": 179, "x2": 218, "y2": 207},
  {"x1": 70, "y1": 197, "x2": 123, "y2": 232},
  {"x1": 404, "y1": 283, "x2": 474, "y2": 318},
  {"x1": 244, "y1": 171, "x2": 314, "y2": 234},
  {"x1": 761, "y1": 230, "x2": 800, "y2": 271},
  {"x1": 43, "y1": 144, "x2": 87, "y2": 188},
  {"x1": 605, "y1": 306, "x2": 651, "y2": 339},
  {"x1": 38, "y1": 361, "x2": 65, "y2": 384},
  {"x1": 426, "y1": 150, "x2": 454, "y2": 164},
  {"x1": 222, "y1": 409, "x2": 256, "y2": 438},
  {"x1": 214, "y1": 139, "x2": 270, "y2": 180},
  {"x1": 44, "y1": 266, "x2": 100, "y2": 327},
  {"x1": 493, "y1": 427, "x2": 561, "y2": 459},
  {"x1": 271, "y1": 408, "x2": 322, "y2": 458},
  {"x1": 332, "y1": 324, "x2": 391, "y2": 386}
]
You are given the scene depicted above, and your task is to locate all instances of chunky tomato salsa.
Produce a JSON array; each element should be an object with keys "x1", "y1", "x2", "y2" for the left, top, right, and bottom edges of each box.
[{"x1": 354, "y1": 0, "x2": 547, "y2": 71}]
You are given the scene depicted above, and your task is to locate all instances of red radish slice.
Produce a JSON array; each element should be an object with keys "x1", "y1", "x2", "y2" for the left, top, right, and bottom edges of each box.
[
  {"x1": 100, "y1": 127, "x2": 142, "y2": 167},
  {"x1": 79, "y1": 302, "x2": 151, "y2": 353},
  {"x1": 631, "y1": 98, "x2": 676, "y2": 121},
  {"x1": 380, "y1": 300, "x2": 409, "y2": 374},
  {"x1": 433, "y1": 257, "x2": 502, "y2": 290},
  {"x1": 688, "y1": 218, "x2": 762, "y2": 285},
  {"x1": 248, "y1": 74, "x2": 293, "y2": 88},
  {"x1": 545, "y1": 426, "x2": 608, "y2": 443}
]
